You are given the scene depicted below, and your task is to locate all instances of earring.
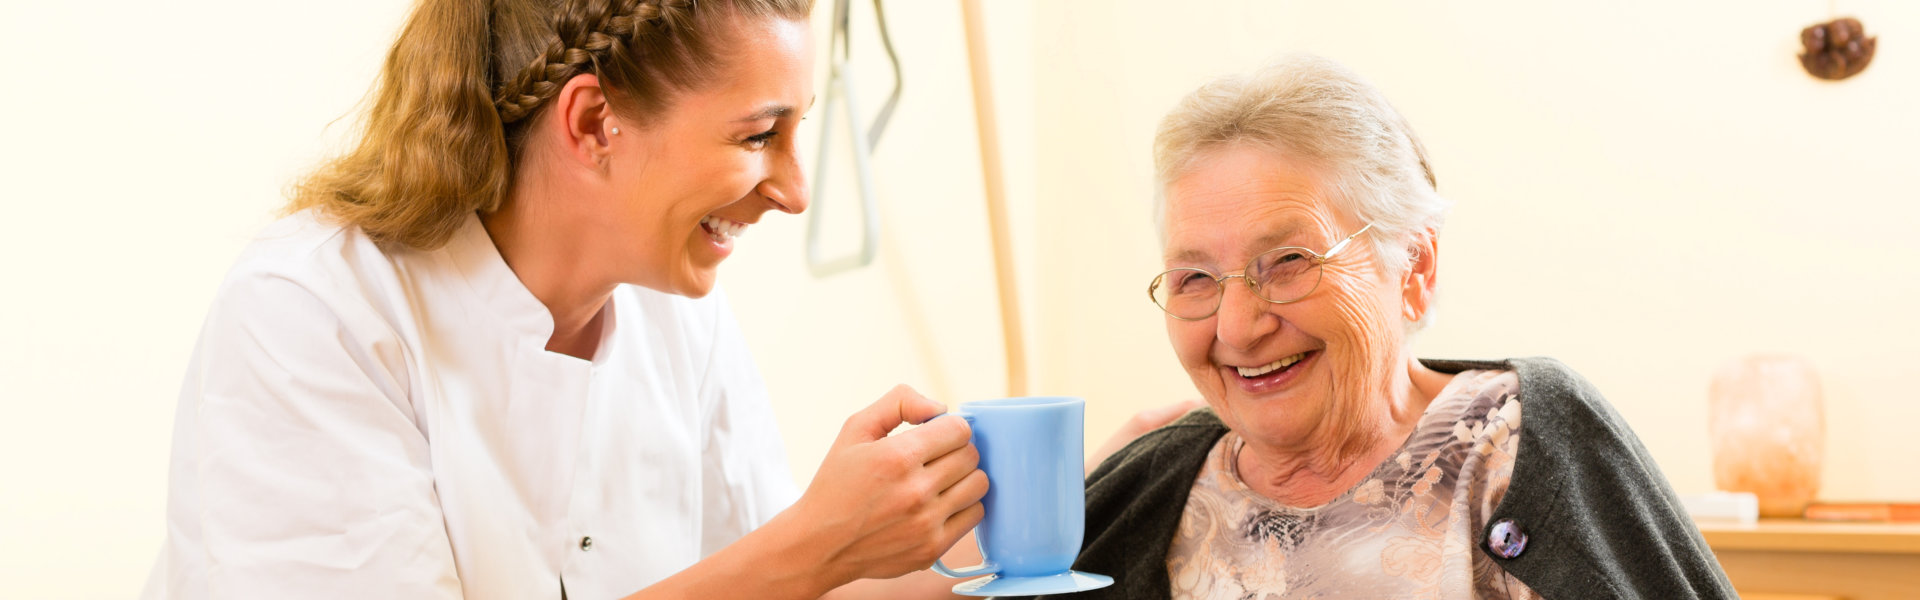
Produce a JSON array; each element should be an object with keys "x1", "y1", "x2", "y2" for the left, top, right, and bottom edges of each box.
[{"x1": 610, "y1": 127, "x2": 621, "y2": 135}]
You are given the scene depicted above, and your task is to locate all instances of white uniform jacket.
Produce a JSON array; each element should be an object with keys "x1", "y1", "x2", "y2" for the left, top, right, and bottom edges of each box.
[{"x1": 142, "y1": 212, "x2": 799, "y2": 600}]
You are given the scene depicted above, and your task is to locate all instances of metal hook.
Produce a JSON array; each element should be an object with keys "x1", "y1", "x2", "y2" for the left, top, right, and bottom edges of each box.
[{"x1": 806, "y1": 0, "x2": 901, "y2": 278}]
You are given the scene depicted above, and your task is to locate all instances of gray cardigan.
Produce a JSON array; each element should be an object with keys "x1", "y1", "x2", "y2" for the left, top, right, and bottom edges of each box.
[{"x1": 1013, "y1": 357, "x2": 1737, "y2": 600}]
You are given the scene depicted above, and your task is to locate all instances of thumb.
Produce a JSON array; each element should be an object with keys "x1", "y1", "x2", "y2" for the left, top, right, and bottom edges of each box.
[{"x1": 837, "y1": 384, "x2": 946, "y2": 446}]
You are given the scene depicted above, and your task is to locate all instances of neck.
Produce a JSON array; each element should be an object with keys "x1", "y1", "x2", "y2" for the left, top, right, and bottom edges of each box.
[
  {"x1": 1236, "y1": 355, "x2": 1450, "y2": 506},
  {"x1": 480, "y1": 174, "x2": 618, "y2": 361}
]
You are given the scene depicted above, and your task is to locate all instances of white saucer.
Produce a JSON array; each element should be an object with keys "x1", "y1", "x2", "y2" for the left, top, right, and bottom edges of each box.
[{"x1": 950, "y1": 570, "x2": 1114, "y2": 596}]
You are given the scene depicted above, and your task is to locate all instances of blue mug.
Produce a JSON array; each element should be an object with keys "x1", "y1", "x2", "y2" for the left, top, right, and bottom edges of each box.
[{"x1": 931, "y1": 397, "x2": 1113, "y2": 596}]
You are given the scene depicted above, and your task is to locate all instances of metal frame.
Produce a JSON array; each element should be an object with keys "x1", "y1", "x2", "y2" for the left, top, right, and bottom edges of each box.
[
  {"x1": 1149, "y1": 223, "x2": 1376, "y2": 320},
  {"x1": 806, "y1": 0, "x2": 902, "y2": 278}
]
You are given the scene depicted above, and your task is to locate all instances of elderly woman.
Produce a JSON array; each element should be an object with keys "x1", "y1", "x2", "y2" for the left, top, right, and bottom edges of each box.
[{"x1": 1023, "y1": 56, "x2": 1737, "y2": 599}]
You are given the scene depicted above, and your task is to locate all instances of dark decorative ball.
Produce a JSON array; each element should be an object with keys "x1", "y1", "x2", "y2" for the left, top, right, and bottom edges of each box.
[{"x1": 1800, "y1": 17, "x2": 1877, "y2": 81}]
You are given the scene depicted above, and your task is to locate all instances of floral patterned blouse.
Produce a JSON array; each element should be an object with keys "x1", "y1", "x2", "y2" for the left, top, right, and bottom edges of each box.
[{"x1": 1166, "y1": 369, "x2": 1539, "y2": 599}]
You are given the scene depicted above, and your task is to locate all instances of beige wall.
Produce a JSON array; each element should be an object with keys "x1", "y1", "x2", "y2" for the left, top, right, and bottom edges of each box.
[
  {"x1": 2, "y1": 1, "x2": 416, "y2": 597},
  {"x1": 2, "y1": 0, "x2": 1914, "y2": 598}
]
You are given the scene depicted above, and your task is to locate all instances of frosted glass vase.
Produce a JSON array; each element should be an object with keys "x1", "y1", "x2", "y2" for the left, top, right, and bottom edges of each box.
[{"x1": 1708, "y1": 355, "x2": 1824, "y2": 518}]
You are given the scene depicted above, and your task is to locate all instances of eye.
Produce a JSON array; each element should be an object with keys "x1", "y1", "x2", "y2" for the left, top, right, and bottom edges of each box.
[
  {"x1": 744, "y1": 129, "x2": 778, "y2": 148},
  {"x1": 1252, "y1": 249, "x2": 1313, "y2": 280},
  {"x1": 1173, "y1": 271, "x2": 1215, "y2": 294}
]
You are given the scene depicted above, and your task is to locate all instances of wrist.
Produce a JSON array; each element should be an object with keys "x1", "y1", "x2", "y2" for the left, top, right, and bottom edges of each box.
[{"x1": 748, "y1": 503, "x2": 851, "y2": 598}]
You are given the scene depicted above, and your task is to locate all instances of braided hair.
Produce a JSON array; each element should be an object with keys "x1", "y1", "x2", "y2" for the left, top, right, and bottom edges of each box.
[
  {"x1": 495, "y1": 0, "x2": 693, "y2": 124},
  {"x1": 286, "y1": 0, "x2": 812, "y2": 251}
]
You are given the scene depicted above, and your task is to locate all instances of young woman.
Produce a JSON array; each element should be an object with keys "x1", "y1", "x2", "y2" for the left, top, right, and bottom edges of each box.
[{"x1": 143, "y1": 1, "x2": 994, "y2": 598}]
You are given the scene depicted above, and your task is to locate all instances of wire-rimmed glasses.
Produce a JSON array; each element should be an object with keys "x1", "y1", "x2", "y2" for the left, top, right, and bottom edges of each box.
[{"x1": 1148, "y1": 223, "x2": 1375, "y2": 321}]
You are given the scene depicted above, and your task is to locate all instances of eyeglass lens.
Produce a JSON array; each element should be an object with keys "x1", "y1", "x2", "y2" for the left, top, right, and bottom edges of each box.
[{"x1": 1151, "y1": 247, "x2": 1323, "y2": 318}]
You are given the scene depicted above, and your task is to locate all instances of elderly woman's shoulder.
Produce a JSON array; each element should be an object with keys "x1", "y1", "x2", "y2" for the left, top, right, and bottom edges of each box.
[
  {"x1": 1424, "y1": 357, "x2": 1635, "y2": 439},
  {"x1": 1086, "y1": 406, "x2": 1225, "y2": 483},
  {"x1": 1426, "y1": 357, "x2": 1739, "y2": 599}
]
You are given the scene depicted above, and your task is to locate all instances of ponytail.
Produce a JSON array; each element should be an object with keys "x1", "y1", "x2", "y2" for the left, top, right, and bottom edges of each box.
[{"x1": 286, "y1": 0, "x2": 508, "y2": 251}]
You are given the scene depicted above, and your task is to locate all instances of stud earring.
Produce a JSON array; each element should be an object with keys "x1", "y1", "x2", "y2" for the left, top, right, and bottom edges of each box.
[{"x1": 610, "y1": 127, "x2": 621, "y2": 135}]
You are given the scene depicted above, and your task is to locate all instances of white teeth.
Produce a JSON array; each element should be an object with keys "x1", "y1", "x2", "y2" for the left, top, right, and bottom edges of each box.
[
  {"x1": 702, "y1": 215, "x2": 749, "y2": 244},
  {"x1": 1236, "y1": 352, "x2": 1307, "y2": 378}
]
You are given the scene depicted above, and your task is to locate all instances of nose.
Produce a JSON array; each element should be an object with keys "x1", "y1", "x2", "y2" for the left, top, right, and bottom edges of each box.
[
  {"x1": 758, "y1": 139, "x2": 809, "y2": 215},
  {"x1": 1215, "y1": 277, "x2": 1280, "y2": 351}
]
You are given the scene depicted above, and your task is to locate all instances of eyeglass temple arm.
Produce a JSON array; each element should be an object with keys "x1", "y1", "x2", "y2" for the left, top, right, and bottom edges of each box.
[{"x1": 1323, "y1": 223, "x2": 1376, "y2": 258}]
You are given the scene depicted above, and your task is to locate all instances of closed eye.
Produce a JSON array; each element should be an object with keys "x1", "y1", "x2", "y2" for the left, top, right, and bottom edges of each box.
[
  {"x1": 745, "y1": 130, "x2": 778, "y2": 148},
  {"x1": 1173, "y1": 271, "x2": 1216, "y2": 294}
]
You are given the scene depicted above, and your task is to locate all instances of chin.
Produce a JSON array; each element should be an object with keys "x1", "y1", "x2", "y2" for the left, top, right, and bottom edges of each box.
[
  {"x1": 674, "y1": 270, "x2": 719, "y2": 298},
  {"x1": 678, "y1": 286, "x2": 716, "y2": 299}
]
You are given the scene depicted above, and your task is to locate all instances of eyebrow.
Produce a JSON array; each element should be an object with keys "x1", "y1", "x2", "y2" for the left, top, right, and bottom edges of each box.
[
  {"x1": 736, "y1": 105, "x2": 793, "y2": 122},
  {"x1": 1166, "y1": 223, "x2": 1306, "y2": 265},
  {"x1": 735, "y1": 96, "x2": 817, "y2": 122}
]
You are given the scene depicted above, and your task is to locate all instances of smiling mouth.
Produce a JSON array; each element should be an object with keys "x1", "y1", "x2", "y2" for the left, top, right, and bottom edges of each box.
[
  {"x1": 701, "y1": 215, "x2": 748, "y2": 244},
  {"x1": 1235, "y1": 351, "x2": 1310, "y2": 379}
]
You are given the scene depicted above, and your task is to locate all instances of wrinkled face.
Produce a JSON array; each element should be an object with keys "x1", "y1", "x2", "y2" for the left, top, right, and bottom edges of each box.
[
  {"x1": 1160, "y1": 145, "x2": 1409, "y2": 449},
  {"x1": 607, "y1": 16, "x2": 814, "y2": 297}
]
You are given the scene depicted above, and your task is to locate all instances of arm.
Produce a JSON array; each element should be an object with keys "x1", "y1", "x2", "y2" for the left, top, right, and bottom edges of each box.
[
  {"x1": 627, "y1": 385, "x2": 989, "y2": 600},
  {"x1": 188, "y1": 270, "x2": 461, "y2": 597},
  {"x1": 818, "y1": 531, "x2": 982, "y2": 600},
  {"x1": 198, "y1": 269, "x2": 986, "y2": 599}
]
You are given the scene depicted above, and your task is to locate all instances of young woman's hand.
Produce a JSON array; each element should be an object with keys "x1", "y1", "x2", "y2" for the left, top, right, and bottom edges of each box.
[{"x1": 788, "y1": 385, "x2": 988, "y2": 585}]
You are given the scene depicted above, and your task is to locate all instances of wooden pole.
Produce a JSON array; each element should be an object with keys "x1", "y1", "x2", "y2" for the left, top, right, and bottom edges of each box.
[{"x1": 958, "y1": 0, "x2": 1028, "y2": 397}]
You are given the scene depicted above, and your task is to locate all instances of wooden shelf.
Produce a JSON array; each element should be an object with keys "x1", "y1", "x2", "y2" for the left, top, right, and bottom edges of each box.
[
  {"x1": 1695, "y1": 518, "x2": 1920, "y2": 600},
  {"x1": 1695, "y1": 518, "x2": 1920, "y2": 554}
]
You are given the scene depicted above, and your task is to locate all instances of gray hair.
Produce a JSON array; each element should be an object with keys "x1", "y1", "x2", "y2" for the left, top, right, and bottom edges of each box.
[{"x1": 1153, "y1": 54, "x2": 1451, "y2": 283}]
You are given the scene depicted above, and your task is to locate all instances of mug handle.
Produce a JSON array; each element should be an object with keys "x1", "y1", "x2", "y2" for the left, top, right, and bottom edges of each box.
[
  {"x1": 929, "y1": 412, "x2": 994, "y2": 579},
  {"x1": 930, "y1": 558, "x2": 998, "y2": 578}
]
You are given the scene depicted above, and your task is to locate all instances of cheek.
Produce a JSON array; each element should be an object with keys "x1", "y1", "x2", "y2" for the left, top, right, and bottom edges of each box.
[
  {"x1": 1315, "y1": 272, "x2": 1403, "y2": 389},
  {"x1": 1167, "y1": 321, "x2": 1224, "y2": 389},
  {"x1": 1167, "y1": 321, "x2": 1210, "y2": 369}
]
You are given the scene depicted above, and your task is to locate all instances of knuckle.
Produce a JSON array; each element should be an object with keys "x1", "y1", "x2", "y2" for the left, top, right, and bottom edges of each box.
[
  {"x1": 880, "y1": 485, "x2": 918, "y2": 514},
  {"x1": 964, "y1": 478, "x2": 989, "y2": 502},
  {"x1": 924, "y1": 525, "x2": 951, "y2": 553},
  {"x1": 917, "y1": 516, "x2": 946, "y2": 544},
  {"x1": 960, "y1": 503, "x2": 985, "y2": 527},
  {"x1": 915, "y1": 473, "x2": 944, "y2": 498},
  {"x1": 925, "y1": 415, "x2": 960, "y2": 437},
  {"x1": 881, "y1": 493, "x2": 915, "y2": 516},
  {"x1": 880, "y1": 447, "x2": 916, "y2": 474}
]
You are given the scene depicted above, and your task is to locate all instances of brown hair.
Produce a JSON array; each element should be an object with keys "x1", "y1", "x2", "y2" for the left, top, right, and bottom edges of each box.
[{"x1": 287, "y1": 0, "x2": 813, "y2": 250}]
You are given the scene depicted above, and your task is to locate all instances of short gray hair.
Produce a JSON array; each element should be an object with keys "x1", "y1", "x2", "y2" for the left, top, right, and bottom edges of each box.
[{"x1": 1153, "y1": 54, "x2": 1450, "y2": 279}]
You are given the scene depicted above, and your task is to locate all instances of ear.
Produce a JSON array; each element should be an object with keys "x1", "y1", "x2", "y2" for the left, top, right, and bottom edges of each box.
[
  {"x1": 550, "y1": 74, "x2": 620, "y2": 170},
  {"x1": 1400, "y1": 228, "x2": 1439, "y2": 323}
]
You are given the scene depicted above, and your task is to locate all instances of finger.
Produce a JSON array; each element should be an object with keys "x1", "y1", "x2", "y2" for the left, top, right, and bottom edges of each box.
[
  {"x1": 922, "y1": 441, "x2": 980, "y2": 492},
  {"x1": 888, "y1": 384, "x2": 948, "y2": 425},
  {"x1": 937, "y1": 467, "x2": 990, "y2": 508},
  {"x1": 941, "y1": 501, "x2": 986, "y2": 541},
  {"x1": 885, "y1": 410, "x2": 972, "y2": 463},
  {"x1": 837, "y1": 384, "x2": 946, "y2": 446}
]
